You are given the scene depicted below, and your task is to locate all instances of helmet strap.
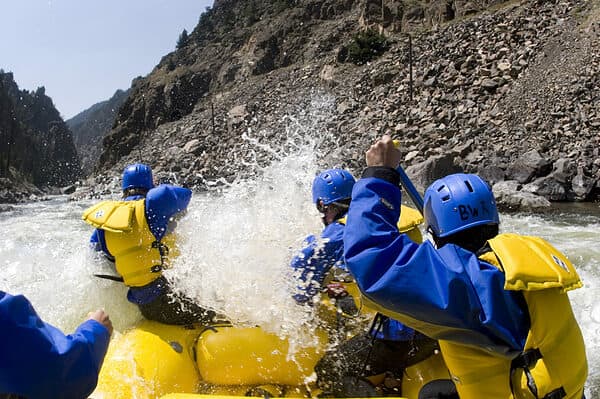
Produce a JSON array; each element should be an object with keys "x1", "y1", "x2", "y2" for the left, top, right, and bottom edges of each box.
[
  {"x1": 122, "y1": 187, "x2": 149, "y2": 199},
  {"x1": 434, "y1": 224, "x2": 499, "y2": 253},
  {"x1": 322, "y1": 204, "x2": 350, "y2": 226}
]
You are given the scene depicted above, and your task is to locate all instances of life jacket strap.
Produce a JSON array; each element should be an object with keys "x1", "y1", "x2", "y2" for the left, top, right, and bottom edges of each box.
[
  {"x1": 152, "y1": 240, "x2": 170, "y2": 267},
  {"x1": 544, "y1": 387, "x2": 567, "y2": 399},
  {"x1": 510, "y1": 348, "x2": 566, "y2": 399},
  {"x1": 510, "y1": 348, "x2": 542, "y2": 398},
  {"x1": 150, "y1": 265, "x2": 163, "y2": 273}
]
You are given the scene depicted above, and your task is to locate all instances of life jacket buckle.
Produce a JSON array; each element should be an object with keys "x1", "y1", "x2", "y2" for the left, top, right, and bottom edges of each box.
[
  {"x1": 511, "y1": 348, "x2": 542, "y2": 369},
  {"x1": 150, "y1": 265, "x2": 163, "y2": 273},
  {"x1": 543, "y1": 387, "x2": 567, "y2": 399},
  {"x1": 151, "y1": 240, "x2": 169, "y2": 255}
]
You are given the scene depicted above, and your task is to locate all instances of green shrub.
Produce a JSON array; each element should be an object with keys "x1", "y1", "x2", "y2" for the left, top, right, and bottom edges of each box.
[
  {"x1": 176, "y1": 29, "x2": 189, "y2": 49},
  {"x1": 346, "y1": 29, "x2": 390, "y2": 65}
]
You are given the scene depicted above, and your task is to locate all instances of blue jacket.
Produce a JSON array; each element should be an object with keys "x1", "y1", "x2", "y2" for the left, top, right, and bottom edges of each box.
[
  {"x1": 0, "y1": 291, "x2": 110, "y2": 399},
  {"x1": 90, "y1": 184, "x2": 192, "y2": 304},
  {"x1": 291, "y1": 221, "x2": 346, "y2": 303},
  {"x1": 344, "y1": 174, "x2": 530, "y2": 354},
  {"x1": 290, "y1": 219, "x2": 425, "y2": 342}
]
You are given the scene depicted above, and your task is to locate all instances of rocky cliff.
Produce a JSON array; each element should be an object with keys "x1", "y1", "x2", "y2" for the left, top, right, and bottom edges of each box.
[
  {"x1": 89, "y1": 0, "x2": 599, "y2": 209},
  {"x1": 67, "y1": 89, "x2": 129, "y2": 176},
  {"x1": 0, "y1": 71, "x2": 81, "y2": 203}
]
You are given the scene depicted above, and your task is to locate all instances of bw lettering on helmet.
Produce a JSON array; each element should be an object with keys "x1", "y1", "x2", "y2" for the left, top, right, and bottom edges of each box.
[{"x1": 424, "y1": 173, "x2": 499, "y2": 238}]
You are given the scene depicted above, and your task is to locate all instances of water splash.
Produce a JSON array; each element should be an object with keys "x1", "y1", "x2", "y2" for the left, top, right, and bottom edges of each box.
[
  {"x1": 166, "y1": 93, "x2": 341, "y2": 349},
  {"x1": 502, "y1": 212, "x2": 600, "y2": 396},
  {"x1": 0, "y1": 197, "x2": 140, "y2": 333}
]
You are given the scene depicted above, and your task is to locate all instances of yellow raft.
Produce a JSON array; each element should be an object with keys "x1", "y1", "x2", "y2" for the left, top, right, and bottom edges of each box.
[
  {"x1": 91, "y1": 319, "x2": 451, "y2": 399},
  {"x1": 91, "y1": 205, "x2": 453, "y2": 399},
  {"x1": 92, "y1": 321, "x2": 330, "y2": 398}
]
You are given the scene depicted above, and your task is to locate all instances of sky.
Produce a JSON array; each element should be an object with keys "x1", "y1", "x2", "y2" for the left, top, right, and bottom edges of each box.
[{"x1": 1, "y1": 0, "x2": 214, "y2": 120}]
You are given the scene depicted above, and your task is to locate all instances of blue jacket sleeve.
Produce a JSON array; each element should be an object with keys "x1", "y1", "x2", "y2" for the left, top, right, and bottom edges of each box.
[
  {"x1": 90, "y1": 229, "x2": 114, "y2": 261},
  {"x1": 344, "y1": 177, "x2": 529, "y2": 354},
  {"x1": 90, "y1": 229, "x2": 100, "y2": 248},
  {"x1": 375, "y1": 316, "x2": 429, "y2": 341},
  {"x1": 290, "y1": 222, "x2": 345, "y2": 303},
  {"x1": 0, "y1": 292, "x2": 110, "y2": 399},
  {"x1": 145, "y1": 184, "x2": 192, "y2": 240}
]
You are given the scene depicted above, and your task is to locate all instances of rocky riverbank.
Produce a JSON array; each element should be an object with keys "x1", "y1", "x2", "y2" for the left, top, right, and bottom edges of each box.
[
  {"x1": 5, "y1": 1, "x2": 600, "y2": 212},
  {"x1": 72, "y1": 0, "x2": 599, "y2": 212}
]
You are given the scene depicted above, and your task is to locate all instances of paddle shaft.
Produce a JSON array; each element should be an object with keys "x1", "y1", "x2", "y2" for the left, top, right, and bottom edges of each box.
[
  {"x1": 396, "y1": 166, "x2": 424, "y2": 214},
  {"x1": 94, "y1": 273, "x2": 124, "y2": 282},
  {"x1": 392, "y1": 140, "x2": 424, "y2": 213}
]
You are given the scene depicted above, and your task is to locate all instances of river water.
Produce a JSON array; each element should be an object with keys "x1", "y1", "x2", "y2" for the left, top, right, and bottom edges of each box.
[
  {"x1": 0, "y1": 103, "x2": 598, "y2": 397},
  {"x1": 1, "y1": 175, "x2": 599, "y2": 398}
]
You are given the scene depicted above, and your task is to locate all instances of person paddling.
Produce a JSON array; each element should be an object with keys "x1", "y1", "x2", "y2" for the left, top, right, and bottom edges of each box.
[
  {"x1": 344, "y1": 135, "x2": 588, "y2": 398},
  {"x1": 291, "y1": 168, "x2": 444, "y2": 397},
  {"x1": 83, "y1": 163, "x2": 216, "y2": 325}
]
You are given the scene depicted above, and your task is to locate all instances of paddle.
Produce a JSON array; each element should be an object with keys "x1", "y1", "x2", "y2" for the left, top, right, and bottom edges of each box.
[
  {"x1": 93, "y1": 273, "x2": 124, "y2": 282},
  {"x1": 393, "y1": 140, "x2": 424, "y2": 213},
  {"x1": 396, "y1": 166, "x2": 424, "y2": 213}
]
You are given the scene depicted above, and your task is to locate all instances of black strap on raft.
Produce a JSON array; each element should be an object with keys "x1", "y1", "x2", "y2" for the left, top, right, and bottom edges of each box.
[
  {"x1": 191, "y1": 323, "x2": 234, "y2": 365},
  {"x1": 509, "y1": 348, "x2": 566, "y2": 399}
]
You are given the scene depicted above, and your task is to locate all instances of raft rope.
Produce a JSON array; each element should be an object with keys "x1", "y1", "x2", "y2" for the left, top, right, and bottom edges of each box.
[{"x1": 358, "y1": 312, "x2": 385, "y2": 379}]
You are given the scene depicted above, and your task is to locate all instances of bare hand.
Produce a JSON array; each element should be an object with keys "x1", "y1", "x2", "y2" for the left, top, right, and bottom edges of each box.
[
  {"x1": 88, "y1": 309, "x2": 113, "y2": 336},
  {"x1": 326, "y1": 282, "x2": 349, "y2": 298},
  {"x1": 365, "y1": 135, "x2": 401, "y2": 169}
]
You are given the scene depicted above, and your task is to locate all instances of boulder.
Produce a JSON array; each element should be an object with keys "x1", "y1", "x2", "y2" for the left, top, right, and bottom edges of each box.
[
  {"x1": 571, "y1": 168, "x2": 596, "y2": 201},
  {"x1": 523, "y1": 175, "x2": 568, "y2": 202},
  {"x1": 493, "y1": 180, "x2": 551, "y2": 211},
  {"x1": 506, "y1": 150, "x2": 552, "y2": 184},
  {"x1": 405, "y1": 154, "x2": 463, "y2": 193}
]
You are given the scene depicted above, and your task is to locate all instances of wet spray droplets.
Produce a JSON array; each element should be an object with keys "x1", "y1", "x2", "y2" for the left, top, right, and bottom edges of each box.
[{"x1": 165, "y1": 93, "x2": 340, "y2": 352}]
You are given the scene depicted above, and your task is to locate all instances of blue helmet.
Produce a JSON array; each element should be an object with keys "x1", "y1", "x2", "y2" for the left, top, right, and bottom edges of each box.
[
  {"x1": 122, "y1": 163, "x2": 154, "y2": 191},
  {"x1": 312, "y1": 169, "x2": 356, "y2": 205},
  {"x1": 424, "y1": 173, "x2": 499, "y2": 238}
]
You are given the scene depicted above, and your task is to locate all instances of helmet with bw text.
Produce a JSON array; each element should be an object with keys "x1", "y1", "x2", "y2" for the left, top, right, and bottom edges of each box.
[
  {"x1": 312, "y1": 169, "x2": 356, "y2": 205},
  {"x1": 423, "y1": 173, "x2": 499, "y2": 238}
]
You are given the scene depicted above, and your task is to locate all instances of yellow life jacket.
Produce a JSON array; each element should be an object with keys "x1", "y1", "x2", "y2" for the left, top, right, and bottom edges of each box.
[
  {"x1": 339, "y1": 204, "x2": 424, "y2": 243},
  {"x1": 439, "y1": 233, "x2": 587, "y2": 399},
  {"x1": 82, "y1": 200, "x2": 178, "y2": 287}
]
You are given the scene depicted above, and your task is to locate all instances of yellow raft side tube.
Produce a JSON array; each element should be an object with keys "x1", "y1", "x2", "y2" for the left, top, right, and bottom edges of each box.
[
  {"x1": 160, "y1": 396, "x2": 314, "y2": 399},
  {"x1": 92, "y1": 320, "x2": 202, "y2": 399},
  {"x1": 195, "y1": 325, "x2": 328, "y2": 386},
  {"x1": 93, "y1": 321, "x2": 330, "y2": 399},
  {"x1": 160, "y1": 396, "x2": 375, "y2": 399},
  {"x1": 158, "y1": 350, "x2": 449, "y2": 399}
]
